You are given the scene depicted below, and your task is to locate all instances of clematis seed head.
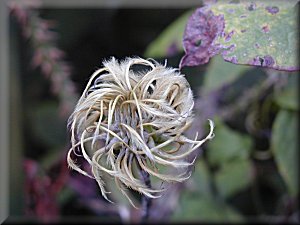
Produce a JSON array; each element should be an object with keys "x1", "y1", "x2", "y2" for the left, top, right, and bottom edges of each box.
[{"x1": 67, "y1": 57, "x2": 214, "y2": 206}]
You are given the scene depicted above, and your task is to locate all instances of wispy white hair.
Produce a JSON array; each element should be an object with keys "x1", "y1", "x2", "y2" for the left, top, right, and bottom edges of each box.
[{"x1": 67, "y1": 57, "x2": 214, "y2": 207}]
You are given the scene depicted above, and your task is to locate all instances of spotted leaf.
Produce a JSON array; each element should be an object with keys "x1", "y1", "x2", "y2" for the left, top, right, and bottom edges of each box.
[{"x1": 180, "y1": 0, "x2": 299, "y2": 71}]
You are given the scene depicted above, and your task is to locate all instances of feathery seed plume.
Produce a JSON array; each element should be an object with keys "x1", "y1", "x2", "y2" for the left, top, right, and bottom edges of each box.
[{"x1": 67, "y1": 57, "x2": 214, "y2": 206}]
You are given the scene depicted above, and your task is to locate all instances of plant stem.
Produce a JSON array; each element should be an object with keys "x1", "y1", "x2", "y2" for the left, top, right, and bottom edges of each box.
[{"x1": 140, "y1": 169, "x2": 152, "y2": 222}]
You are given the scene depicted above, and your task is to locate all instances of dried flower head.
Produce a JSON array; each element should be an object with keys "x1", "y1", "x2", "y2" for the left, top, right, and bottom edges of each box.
[{"x1": 67, "y1": 57, "x2": 214, "y2": 206}]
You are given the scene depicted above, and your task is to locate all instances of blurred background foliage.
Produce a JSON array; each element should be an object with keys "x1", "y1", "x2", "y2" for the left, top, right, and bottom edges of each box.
[{"x1": 8, "y1": 1, "x2": 298, "y2": 224}]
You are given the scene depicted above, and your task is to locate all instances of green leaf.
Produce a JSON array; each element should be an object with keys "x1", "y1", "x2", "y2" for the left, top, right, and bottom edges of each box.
[
  {"x1": 274, "y1": 73, "x2": 299, "y2": 111},
  {"x1": 181, "y1": 0, "x2": 299, "y2": 71},
  {"x1": 203, "y1": 55, "x2": 251, "y2": 93},
  {"x1": 191, "y1": 160, "x2": 211, "y2": 194},
  {"x1": 144, "y1": 10, "x2": 193, "y2": 58},
  {"x1": 271, "y1": 109, "x2": 298, "y2": 197},
  {"x1": 172, "y1": 193, "x2": 244, "y2": 222},
  {"x1": 207, "y1": 119, "x2": 252, "y2": 166},
  {"x1": 215, "y1": 159, "x2": 252, "y2": 199}
]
